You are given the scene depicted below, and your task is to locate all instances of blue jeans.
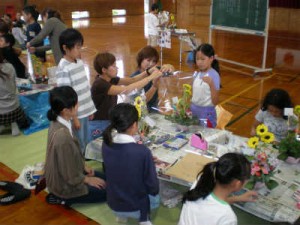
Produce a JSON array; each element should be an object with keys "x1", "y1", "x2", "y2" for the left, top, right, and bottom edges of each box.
[
  {"x1": 65, "y1": 171, "x2": 106, "y2": 205},
  {"x1": 112, "y1": 194, "x2": 160, "y2": 220},
  {"x1": 88, "y1": 120, "x2": 110, "y2": 142},
  {"x1": 74, "y1": 117, "x2": 89, "y2": 154}
]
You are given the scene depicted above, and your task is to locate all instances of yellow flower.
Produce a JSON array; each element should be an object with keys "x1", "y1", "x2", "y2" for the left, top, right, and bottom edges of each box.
[
  {"x1": 136, "y1": 107, "x2": 142, "y2": 119},
  {"x1": 184, "y1": 89, "x2": 192, "y2": 96},
  {"x1": 183, "y1": 84, "x2": 191, "y2": 91},
  {"x1": 294, "y1": 105, "x2": 300, "y2": 116},
  {"x1": 260, "y1": 132, "x2": 275, "y2": 143},
  {"x1": 256, "y1": 124, "x2": 268, "y2": 136},
  {"x1": 248, "y1": 136, "x2": 259, "y2": 148},
  {"x1": 134, "y1": 96, "x2": 144, "y2": 107}
]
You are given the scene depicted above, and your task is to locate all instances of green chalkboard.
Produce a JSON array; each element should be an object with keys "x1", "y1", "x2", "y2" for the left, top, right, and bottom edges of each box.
[{"x1": 211, "y1": 0, "x2": 268, "y2": 32}]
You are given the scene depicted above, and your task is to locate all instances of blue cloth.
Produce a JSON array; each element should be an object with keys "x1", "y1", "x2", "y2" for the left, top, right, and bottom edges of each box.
[
  {"x1": 74, "y1": 117, "x2": 89, "y2": 154},
  {"x1": 64, "y1": 171, "x2": 106, "y2": 205},
  {"x1": 88, "y1": 119, "x2": 110, "y2": 142},
  {"x1": 102, "y1": 142, "x2": 159, "y2": 222},
  {"x1": 190, "y1": 104, "x2": 217, "y2": 128},
  {"x1": 113, "y1": 194, "x2": 160, "y2": 221}
]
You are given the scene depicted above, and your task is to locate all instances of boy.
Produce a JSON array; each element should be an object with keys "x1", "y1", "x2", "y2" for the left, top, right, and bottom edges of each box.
[
  {"x1": 56, "y1": 28, "x2": 96, "y2": 154},
  {"x1": 147, "y1": 3, "x2": 160, "y2": 47}
]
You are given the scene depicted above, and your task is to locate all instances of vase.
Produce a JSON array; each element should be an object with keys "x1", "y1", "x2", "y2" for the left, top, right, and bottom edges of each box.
[
  {"x1": 285, "y1": 156, "x2": 300, "y2": 164},
  {"x1": 254, "y1": 181, "x2": 265, "y2": 190}
]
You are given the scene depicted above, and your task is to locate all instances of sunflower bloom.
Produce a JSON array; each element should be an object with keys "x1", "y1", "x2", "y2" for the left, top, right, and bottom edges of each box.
[
  {"x1": 256, "y1": 124, "x2": 268, "y2": 136},
  {"x1": 184, "y1": 89, "x2": 192, "y2": 96},
  {"x1": 260, "y1": 132, "x2": 275, "y2": 143},
  {"x1": 294, "y1": 105, "x2": 300, "y2": 116},
  {"x1": 248, "y1": 136, "x2": 259, "y2": 148},
  {"x1": 136, "y1": 107, "x2": 142, "y2": 119},
  {"x1": 183, "y1": 84, "x2": 191, "y2": 91},
  {"x1": 134, "y1": 96, "x2": 144, "y2": 107}
]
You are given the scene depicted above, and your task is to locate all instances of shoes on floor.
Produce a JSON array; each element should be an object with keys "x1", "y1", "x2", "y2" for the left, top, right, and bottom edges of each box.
[{"x1": 11, "y1": 122, "x2": 20, "y2": 136}]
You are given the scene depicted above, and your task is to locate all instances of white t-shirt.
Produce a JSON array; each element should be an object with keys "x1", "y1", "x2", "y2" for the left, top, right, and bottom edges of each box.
[
  {"x1": 178, "y1": 193, "x2": 237, "y2": 225},
  {"x1": 191, "y1": 69, "x2": 220, "y2": 107},
  {"x1": 147, "y1": 13, "x2": 159, "y2": 36}
]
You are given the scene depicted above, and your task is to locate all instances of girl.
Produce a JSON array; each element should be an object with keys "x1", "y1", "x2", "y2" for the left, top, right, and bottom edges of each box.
[
  {"x1": 191, "y1": 43, "x2": 220, "y2": 128},
  {"x1": 179, "y1": 153, "x2": 257, "y2": 225},
  {"x1": 0, "y1": 48, "x2": 28, "y2": 136},
  {"x1": 26, "y1": 8, "x2": 67, "y2": 65},
  {"x1": 44, "y1": 86, "x2": 106, "y2": 206},
  {"x1": 102, "y1": 103, "x2": 159, "y2": 225},
  {"x1": 22, "y1": 5, "x2": 46, "y2": 62},
  {"x1": 90, "y1": 52, "x2": 163, "y2": 140},
  {"x1": 251, "y1": 88, "x2": 295, "y2": 141},
  {"x1": 0, "y1": 33, "x2": 26, "y2": 78}
]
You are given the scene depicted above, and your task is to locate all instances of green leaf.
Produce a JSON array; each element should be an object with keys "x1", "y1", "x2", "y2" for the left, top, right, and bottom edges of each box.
[
  {"x1": 265, "y1": 180, "x2": 278, "y2": 190},
  {"x1": 277, "y1": 153, "x2": 288, "y2": 161},
  {"x1": 245, "y1": 180, "x2": 255, "y2": 190}
]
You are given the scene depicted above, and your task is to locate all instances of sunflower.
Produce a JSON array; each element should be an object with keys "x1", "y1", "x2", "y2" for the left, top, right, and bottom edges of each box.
[
  {"x1": 134, "y1": 96, "x2": 144, "y2": 107},
  {"x1": 136, "y1": 107, "x2": 142, "y2": 119},
  {"x1": 256, "y1": 124, "x2": 268, "y2": 136},
  {"x1": 183, "y1": 84, "x2": 191, "y2": 91},
  {"x1": 260, "y1": 132, "x2": 275, "y2": 143},
  {"x1": 184, "y1": 89, "x2": 192, "y2": 96},
  {"x1": 247, "y1": 136, "x2": 259, "y2": 148},
  {"x1": 294, "y1": 105, "x2": 300, "y2": 116}
]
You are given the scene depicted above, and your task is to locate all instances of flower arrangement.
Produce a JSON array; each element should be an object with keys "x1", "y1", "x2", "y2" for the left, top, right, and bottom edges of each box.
[
  {"x1": 276, "y1": 105, "x2": 300, "y2": 162},
  {"x1": 165, "y1": 84, "x2": 198, "y2": 125},
  {"x1": 245, "y1": 124, "x2": 278, "y2": 190},
  {"x1": 134, "y1": 95, "x2": 150, "y2": 136}
]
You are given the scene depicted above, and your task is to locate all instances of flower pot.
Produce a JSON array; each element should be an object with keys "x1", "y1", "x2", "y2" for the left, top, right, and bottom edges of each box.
[{"x1": 285, "y1": 156, "x2": 300, "y2": 164}]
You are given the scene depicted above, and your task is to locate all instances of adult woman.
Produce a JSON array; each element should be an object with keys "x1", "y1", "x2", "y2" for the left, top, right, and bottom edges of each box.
[{"x1": 26, "y1": 8, "x2": 67, "y2": 64}]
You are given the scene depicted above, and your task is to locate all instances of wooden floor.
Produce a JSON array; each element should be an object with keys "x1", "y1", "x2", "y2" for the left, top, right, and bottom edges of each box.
[{"x1": 2, "y1": 15, "x2": 300, "y2": 225}]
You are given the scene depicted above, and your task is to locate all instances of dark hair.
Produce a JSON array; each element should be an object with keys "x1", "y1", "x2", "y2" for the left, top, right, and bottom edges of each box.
[
  {"x1": 41, "y1": 8, "x2": 62, "y2": 21},
  {"x1": 261, "y1": 88, "x2": 292, "y2": 120},
  {"x1": 0, "y1": 19, "x2": 9, "y2": 34},
  {"x1": 151, "y1": 3, "x2": 159, "y2": 11},
  {"x1": 194, "y1": 43, "x2": 220, "y2": 75},
  {"x1": 0, "y1": 48, "x2": 9, "y2": 79},
  {"x1": 182, "y1": 153, "x2": 250, "y2": 203},
  {"x1": 136, "y1": 45, "x2": 159, "y2": 69},
  {"x1": 103, "y1": 103, "x2": 139, "y2": 145},
  {"x1": 59, "y1": 28, "x2": 83, "y2": 54},
  {"x1": 47, "y1": 86, "x2": 78, "y2": 121},
  {"x1": 23, "y1": 5, "x2": 39, "y2": 22},
  {"x1": 0, "y1": 33, "x2": 15, "y2": 47},
  {"x1": 93, "y1": 52, "x2": 116, "y2": 75}
]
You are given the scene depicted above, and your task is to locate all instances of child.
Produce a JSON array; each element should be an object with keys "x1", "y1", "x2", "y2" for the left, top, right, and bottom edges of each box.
[
  {"x1": 251, "y1": 88, "x2": 295, "y2": 141},
  {"x1": 131, "y1": 45, "x2": 174, "y2": 112},
  {"x1": 147, "y1": 3, "x2": 160, "y2": 47},
  {"x1": 56, "y1": 28, "x2": 96, "y2": 154},
  {"x1": 44, "y1": 86, "x2": 106, "y2": 206},
  {"x1": 102, "y1": 103, "x2": 159, "y2": 225},
  {"x1": 0, "y1": 33, "x2": 26, "y2": 78},
  {"x1": 90, "y1": 52, "x2": 162, "y2": 140},
  {"x1": 179, "y1": 153, "x2": 257, "y2": 225},
  {"x1": 190, "y1": 43, "x2": 220, "y2": 128},
  {"x1": 0, "y1": 48, "x2": 28, "y2": 136},
  {"x1": 22, "y1": 5, "x2": 45, "y2": 62}
]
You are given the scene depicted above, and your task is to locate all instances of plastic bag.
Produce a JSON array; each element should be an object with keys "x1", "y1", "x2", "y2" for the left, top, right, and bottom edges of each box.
[{"x1": 19, "y1": 91, "x2": 50, "y2": 135}]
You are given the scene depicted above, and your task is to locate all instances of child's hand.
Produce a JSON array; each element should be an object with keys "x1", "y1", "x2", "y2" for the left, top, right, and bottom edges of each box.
[
  {"x1": 85, "y1": 177, "x2": 106, "y2": 189},
  {"x1": 73, "y1": 117, "x2": 81, "y2": 130},
  {"x1": 202, "y1": 76, "x2": 213, "y2": 86},
  {"x1": 237, "y1": 190, "x2": 258, "y2": 202},
  {"x1": 85, "y1": 165, "x2": 94, "y2": 176},
  {"x1": 161, "y1": 64, "x2": 175, "y2": 73}
]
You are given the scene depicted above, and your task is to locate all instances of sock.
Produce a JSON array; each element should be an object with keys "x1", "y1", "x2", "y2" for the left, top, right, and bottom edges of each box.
[
  {"x1": 11, "y1": 122, "x2": 20, "y2": 136},
  {"x1": 46, "y1": 193, "x2": 65, "y2": 205}
]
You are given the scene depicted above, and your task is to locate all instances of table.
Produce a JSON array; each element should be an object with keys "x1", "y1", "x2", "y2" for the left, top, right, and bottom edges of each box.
[
  {"x1": 85, "y1": 114, "x2": 300, "y2": 224},
  {"x1": 171, "y1": 31, "x2": 196, "y2": 64}
]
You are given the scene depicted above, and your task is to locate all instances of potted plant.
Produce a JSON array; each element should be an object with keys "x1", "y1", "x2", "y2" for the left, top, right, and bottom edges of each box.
[{"x1": 277, "y1": 131, "x2": 300, "y2": 163}]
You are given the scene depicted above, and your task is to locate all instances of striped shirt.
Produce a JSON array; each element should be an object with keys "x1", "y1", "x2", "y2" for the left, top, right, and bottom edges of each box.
[{"x1": 56, "y1": 58, "x2": 96, "y2": 119}]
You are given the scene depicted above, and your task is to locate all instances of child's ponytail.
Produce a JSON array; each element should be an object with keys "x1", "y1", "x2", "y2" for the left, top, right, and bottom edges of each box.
[{"x1": 103, "y1": 124, "x2": 114, "y2": 146}]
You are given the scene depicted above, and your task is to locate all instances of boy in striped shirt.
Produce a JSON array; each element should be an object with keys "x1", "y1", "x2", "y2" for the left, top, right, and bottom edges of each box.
[{"x1": 56, "y1": 28, "x2": 96, "y2": 154}]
